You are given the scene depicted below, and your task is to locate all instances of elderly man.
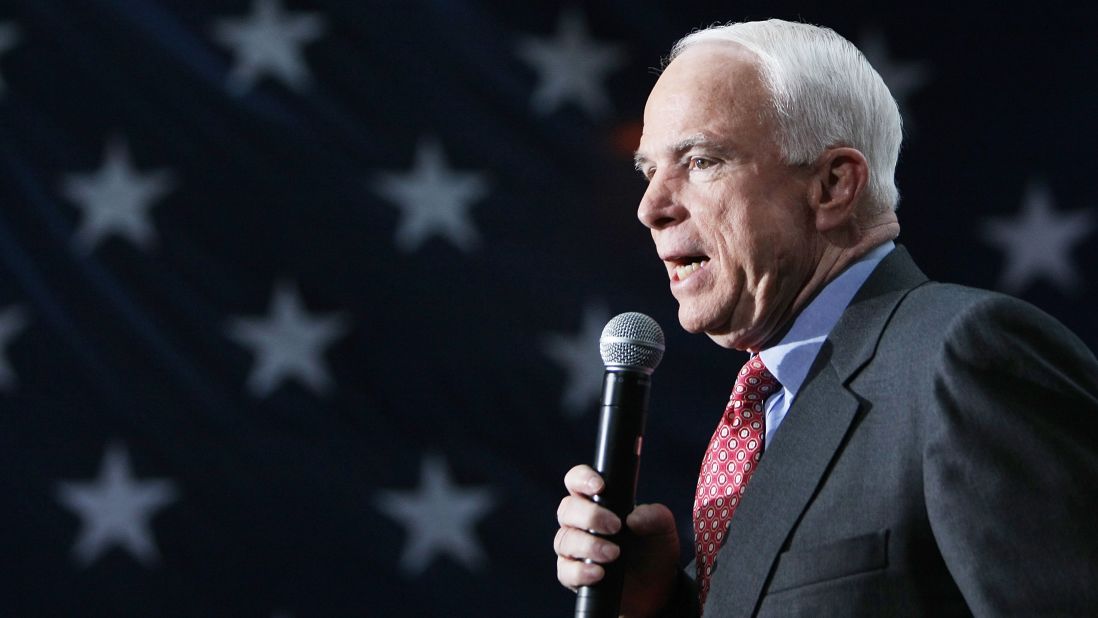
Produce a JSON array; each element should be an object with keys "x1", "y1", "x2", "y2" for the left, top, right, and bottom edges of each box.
[{"x1": 554, "y1": 19, "x2": 1098, "y2": 616}]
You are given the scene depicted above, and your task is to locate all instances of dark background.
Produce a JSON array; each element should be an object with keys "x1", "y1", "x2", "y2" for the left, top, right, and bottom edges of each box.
[{"x1": 0, "y1": 1, "x2": 1095, "y2": 615}]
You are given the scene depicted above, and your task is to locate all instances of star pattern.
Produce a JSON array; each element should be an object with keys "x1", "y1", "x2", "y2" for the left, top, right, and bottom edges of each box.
[
  {"x1": 374, "y1": 454, "x2": 496, "y2": 576},
  {"x1": 371, "y1": 138, "x2": 490, "y2": 253},
  {"x1": 858, "y1": 28, "x2": 930, "y2": 127},
  {"x1": 212, "y1": 0, "x2": 326, "y2": 95},
  {"x1": 981, "y1": 181, "x2": 1095, "y2": 295},
  {"x1": 0, "y1": 21, "x2": 20, "y2": 97},
  {"x1": 55, "y1": 442, "x2": 180, "y2": 567},
  {"x1": 541, "y1": 303, "x2": 609, "y2": 417},
  {"x1": 59, "y1": 137, "x2": 176, "y2": 253},
  {"x1": 226, "y1": 281, "x2": 349, "y2": 398},
  {"x1": 0, "y1": 304, "x2": 28, "y2": 391},
  {"x1": 516, "y1": 8, "x2": 626, "y2": 118},
  {"x1": 0, "y1": 6, "x2": 1095, "y2": 615}
]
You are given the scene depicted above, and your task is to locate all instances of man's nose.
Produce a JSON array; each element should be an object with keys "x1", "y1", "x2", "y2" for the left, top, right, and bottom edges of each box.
[{"x1": 637, "y1": 174, "x2": 685, "y2": 230}]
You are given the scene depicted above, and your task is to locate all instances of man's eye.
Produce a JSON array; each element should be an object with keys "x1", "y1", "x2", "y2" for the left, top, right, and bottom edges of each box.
[{"x1": 689, "y1": 157, "x2": 713, "y2": 171}]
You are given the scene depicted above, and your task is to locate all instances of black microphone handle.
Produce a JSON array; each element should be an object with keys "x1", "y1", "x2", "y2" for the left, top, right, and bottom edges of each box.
[{"x1": 574, "y1": 369, "x2": 652, "y2": 618}]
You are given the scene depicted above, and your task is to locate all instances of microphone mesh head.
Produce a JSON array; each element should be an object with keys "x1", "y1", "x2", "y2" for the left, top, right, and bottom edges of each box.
[{"x1": 599, "y1": 312, "x2": 665, "y2": 371}]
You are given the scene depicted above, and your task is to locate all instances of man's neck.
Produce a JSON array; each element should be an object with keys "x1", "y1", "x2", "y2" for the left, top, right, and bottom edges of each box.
[{"x1": 752, "y1": 217, "x2": 899, "y2": 353}]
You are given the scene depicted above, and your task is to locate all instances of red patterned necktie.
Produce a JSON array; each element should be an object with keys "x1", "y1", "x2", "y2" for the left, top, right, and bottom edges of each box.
[{"x1": 693, "y1": 356, "x2": 780, "y2": 608}]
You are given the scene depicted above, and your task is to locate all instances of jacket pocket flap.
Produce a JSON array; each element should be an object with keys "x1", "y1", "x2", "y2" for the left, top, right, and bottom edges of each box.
[{"x1": 766, "y1": 529, "x2": 888, "y2": 594}]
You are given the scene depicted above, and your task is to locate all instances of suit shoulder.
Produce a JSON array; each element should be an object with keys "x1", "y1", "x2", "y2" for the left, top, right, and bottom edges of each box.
[
  {"x1": 895, "y1": 282, "x2": 1081, "y2": 348},
  {"x1": 890, "y1": 281, "x2": 1098, "y2": 398},
  {"x1": 900, "y1": 281, "x2": 1032, "y2": 318}
]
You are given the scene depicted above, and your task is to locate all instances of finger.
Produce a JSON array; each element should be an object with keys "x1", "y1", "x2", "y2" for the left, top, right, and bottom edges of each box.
[
  {"x1": 563, "y1": 465, "x2": 604, "y2": 497},
  {"x1": 557, "y1": 494, "x2": 622, "y2": 535},
  {"x1": 557, "y1": 555, "x2": 606, "y2": 590},
  {"x1": 554, "y1": 526, "x2": 622, "y2": 563}
]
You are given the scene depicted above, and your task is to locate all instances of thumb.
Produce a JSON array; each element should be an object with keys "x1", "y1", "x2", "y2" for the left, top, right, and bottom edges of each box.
[{"x1": 626, "y1": 503, "x2": 677, "y2": 537}]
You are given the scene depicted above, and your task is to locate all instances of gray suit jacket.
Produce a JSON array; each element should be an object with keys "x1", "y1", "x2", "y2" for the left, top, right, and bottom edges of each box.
[{"x1": 669, "y1": 247, "x2": 1098, "y2": 617}]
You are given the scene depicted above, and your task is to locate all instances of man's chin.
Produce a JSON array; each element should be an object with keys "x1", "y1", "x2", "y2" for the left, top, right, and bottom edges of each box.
[
  {"x1": 678, "y1": 309, "x2": 742, "y2": 349},
  {"x1": 704, "y1": 331, "x2": 751, "y2": 351},
  {"x1": 676, "y1": 310, "x2": 753, "y2": 351},
  {"x1": 676, "y1": 307, "x2": 708, "y2": 335}
]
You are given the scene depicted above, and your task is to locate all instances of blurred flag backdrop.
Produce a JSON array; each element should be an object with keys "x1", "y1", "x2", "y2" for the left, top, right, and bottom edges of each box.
[{"x1": 0, "y1": 1, "x2": 1095, "y2": 615}]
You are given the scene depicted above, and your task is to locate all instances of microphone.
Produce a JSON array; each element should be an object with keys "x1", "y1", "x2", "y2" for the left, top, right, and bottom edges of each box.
[{"x1": 575, "y1": 312, "x2": 665, "y2": 618}]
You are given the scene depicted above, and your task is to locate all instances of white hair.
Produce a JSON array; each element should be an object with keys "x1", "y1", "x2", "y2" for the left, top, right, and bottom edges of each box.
[{"x1": 669, "y1": 19, "x2": 903, "y2": 211}]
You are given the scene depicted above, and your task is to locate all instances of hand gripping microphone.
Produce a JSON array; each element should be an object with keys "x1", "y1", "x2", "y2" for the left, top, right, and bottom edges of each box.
[{"x1": 574, "y1": 312, "x2": 665, "y2": 618}]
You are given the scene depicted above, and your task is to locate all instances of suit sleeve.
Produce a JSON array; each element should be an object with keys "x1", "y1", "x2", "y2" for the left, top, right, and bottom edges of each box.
[
  {"x1": 922, "y1": 295, "x2": 1098, "y2": 615},
  {"x1": 653, "y1": 568, "x2": 700, "y2": 618}
]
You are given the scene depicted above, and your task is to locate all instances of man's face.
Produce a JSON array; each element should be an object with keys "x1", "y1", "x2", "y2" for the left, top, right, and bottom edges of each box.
[{"x1": 635, "y1": 43, "x2": 821, "y2": 351}]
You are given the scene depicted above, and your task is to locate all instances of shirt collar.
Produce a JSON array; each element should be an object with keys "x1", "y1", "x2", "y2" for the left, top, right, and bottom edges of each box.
[{"x1": 758, "y1": 241, "x2": 894, "y2": 398}]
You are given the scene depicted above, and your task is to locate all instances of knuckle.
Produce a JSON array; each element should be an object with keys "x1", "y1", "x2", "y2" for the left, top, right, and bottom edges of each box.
[
  {"x1": 557, "y1": 556, "x2": 577, "y2": 586},
  {"x1": 557, "y1": 527, "x2": 578, "y2": 557},
  {"x1": 564, "y1": 466, "x2": 581, "y2": 486},
  {"x1": 579, "y1": 531, "x2": 597, "y2": 556},
  {"x1": 565, "y1": 465, "x2": 595, "y2": 491}
]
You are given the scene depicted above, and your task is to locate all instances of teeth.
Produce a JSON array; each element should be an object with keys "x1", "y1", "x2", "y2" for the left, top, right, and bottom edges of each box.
[{"x1": 674, "y1": 260, "x2": 708, "y2": 280}]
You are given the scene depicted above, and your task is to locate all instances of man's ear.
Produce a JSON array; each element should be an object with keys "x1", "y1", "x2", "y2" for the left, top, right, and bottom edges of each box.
[{"x1": 808, "y1": 147, "x2": 869, "y2": 233}]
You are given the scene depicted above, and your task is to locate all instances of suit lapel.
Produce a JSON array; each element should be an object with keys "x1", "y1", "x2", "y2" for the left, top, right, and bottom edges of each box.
[
  {"x1": 705, "y1": 246, "x2": 929, "y2": 615},
  {"x1": 707, "y1": 353, "x2": 859, "y2": 615}
]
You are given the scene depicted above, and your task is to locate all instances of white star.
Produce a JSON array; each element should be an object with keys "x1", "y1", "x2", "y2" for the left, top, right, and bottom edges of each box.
[
  {"x1": 55, "y1": 442, "x2": 179, "y2": 567},
  {"x1": 516, "y1": 8, "x2": 626, "y2": 118},
  {"x1": 542, "y1": 303, "x2": 609, "y2": 417},
  {"x1": 374, "y1": 454, "x2": 496, "y2": 576},
  {"x1": 0, "y1": 304, "x2": 28, "y2": 391},
  {"x1": 371, "y1": 138, "x2": 490, "y2": 253},
  {"x1": 212, "y1": 0, "x2": 326, "y2": 96},
  {"x1": 0, "y1": 21, "x2": 20, "y2": 97},
  {"x1": 59, "y1": 137, "x2": 176, "y2": 253},
  {"x1": 226, "y1": 281, "x2": 349, "y2": 398},
  {"x1": 981, "y1": 181, "x2": 1094, "y2": 295},
  {"x1": 858, "y1": 28, "x2": 930, "y2": 127}
]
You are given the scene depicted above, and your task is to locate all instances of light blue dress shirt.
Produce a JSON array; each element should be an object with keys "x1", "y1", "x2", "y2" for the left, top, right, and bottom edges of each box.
[{"x1": 756, "y1": 241, "x2": 894, "y2": 447}]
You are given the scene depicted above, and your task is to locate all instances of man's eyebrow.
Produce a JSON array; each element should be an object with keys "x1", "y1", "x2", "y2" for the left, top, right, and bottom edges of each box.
[
  {"x1": 672, "y1": 134, "x2": 734, "y2": 156},
  {"x1": 634, "y1": 135, "x2": 731, "y2": 170},
  {"x1": 670, "y1": 134, "x2": 711, "y2": 152}
]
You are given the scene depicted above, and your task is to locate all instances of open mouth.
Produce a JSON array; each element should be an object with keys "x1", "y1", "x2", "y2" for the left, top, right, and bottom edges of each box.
[{"x1": 670, "y1": 256, "x2": 710, "y2": 282}]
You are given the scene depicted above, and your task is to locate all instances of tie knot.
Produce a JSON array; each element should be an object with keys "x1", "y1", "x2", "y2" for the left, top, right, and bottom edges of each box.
[{"x1": 732, "y1": 357, "x2": 779, "y2": 401}]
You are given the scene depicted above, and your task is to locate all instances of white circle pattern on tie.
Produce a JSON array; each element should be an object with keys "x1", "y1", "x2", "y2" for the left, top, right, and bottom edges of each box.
[{"x1": 692, "y1": 357, "x2": 779, "y2": 609}]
